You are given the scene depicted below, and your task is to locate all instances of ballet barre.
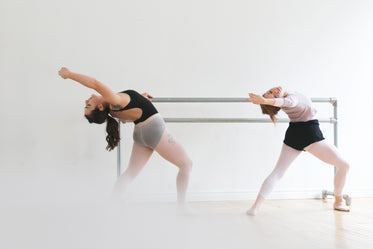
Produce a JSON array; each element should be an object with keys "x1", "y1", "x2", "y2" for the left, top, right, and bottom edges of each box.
[{"x1": 116, "y1": 97, "x2": 349, "y2": 204}]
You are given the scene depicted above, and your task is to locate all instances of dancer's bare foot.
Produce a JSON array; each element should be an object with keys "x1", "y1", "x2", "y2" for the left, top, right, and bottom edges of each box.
[
  {"x1": 246, "y1": 207, "x2": 258, "y2": 216},
  {"x1": 334, "y1": 201, "x2": 350, "y2": 212}
]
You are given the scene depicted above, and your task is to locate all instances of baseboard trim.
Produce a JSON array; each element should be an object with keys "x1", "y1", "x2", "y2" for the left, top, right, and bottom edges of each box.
[{"x1": 128, "y1": 188, "x2": 373, "y2": 202}]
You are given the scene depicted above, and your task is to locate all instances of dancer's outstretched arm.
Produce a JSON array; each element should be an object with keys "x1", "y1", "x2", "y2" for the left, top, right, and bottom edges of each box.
[
  {"x1": 58, "y1": 67, "x2": 122, "y2": 105},
  {"x1": 247, "y1": 93, "x2": 276, "y2": 105}
]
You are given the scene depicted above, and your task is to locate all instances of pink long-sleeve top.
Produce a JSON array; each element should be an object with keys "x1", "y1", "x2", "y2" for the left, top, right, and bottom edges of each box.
[{"x1": 273, "y1": 92, "x2": 317, "y2": 122}]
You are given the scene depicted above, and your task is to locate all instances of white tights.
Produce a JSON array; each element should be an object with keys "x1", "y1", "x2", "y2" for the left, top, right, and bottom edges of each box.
[
  {"x1": 259, "y1": 140, "x2": 349, "y2": 198},
  {"x1": 112, "y1": 129, "x2": 193, "y2": 204}
]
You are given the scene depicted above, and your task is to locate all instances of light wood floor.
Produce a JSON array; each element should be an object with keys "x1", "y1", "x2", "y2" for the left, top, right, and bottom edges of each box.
[
  {"x1": 186, "y1": 198, "x2": 373, "y2": 249},
  {"x1": 2, "y1": 198, "x2": 372, "y2": 249}
]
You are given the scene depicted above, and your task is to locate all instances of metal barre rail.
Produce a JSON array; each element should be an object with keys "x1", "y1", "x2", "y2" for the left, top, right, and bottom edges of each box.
[
  {"x1": 150, "y1": 97, "x2": 337, "y2": 103},
  {"x1": 160, "y1": 118, "x2": 337, "y2": 123},
  {"x1": 146, "y1": 98, "x2": 337, "y2": 123},
  {"x1": 116, "y1": 97, "x2": 342, "y2": 202}
]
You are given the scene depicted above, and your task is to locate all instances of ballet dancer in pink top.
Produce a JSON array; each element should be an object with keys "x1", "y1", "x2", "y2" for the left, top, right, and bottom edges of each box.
[{"x1": 246, "y1": 86, "x2": 350, "y2": 215}]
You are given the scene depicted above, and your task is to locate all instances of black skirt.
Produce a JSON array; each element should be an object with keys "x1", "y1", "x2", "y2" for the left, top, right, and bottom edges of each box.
[{"x1": 283, "y1": 119, "x2": 325, "y2": 151}]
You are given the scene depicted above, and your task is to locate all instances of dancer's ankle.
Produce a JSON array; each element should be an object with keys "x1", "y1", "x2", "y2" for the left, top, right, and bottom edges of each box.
[{"x1": 334, "y1": 195, "x2": 343, "y2": 203}]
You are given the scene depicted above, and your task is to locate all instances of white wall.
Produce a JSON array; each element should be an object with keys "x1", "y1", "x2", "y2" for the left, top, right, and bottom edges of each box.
[{"x1": 1, "y1": 0, "x2": 373, "y2": 204}]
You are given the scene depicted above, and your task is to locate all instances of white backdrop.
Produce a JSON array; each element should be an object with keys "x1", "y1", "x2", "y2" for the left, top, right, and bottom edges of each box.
[{"x1": 1, "y1": 0, "x2": 373, "y2": 204}]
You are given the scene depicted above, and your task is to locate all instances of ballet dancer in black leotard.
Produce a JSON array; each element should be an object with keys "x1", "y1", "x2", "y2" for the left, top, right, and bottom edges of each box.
[{"x1": 58, "y1": 67, "x2": 193, "y2": 206}]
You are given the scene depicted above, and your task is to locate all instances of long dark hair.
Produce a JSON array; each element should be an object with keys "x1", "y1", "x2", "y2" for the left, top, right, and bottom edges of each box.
[
  {"x1": 85, "y1": 107, "x2": 120, "y2": 151},
  {"x1": 260, "y1": 93, "x2": 281, "y2": 124}
]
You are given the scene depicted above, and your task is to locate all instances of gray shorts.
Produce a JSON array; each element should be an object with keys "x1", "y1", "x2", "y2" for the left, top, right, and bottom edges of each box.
[{"x1": 133, "y1": 114, "x2": 166, "y2": 149}]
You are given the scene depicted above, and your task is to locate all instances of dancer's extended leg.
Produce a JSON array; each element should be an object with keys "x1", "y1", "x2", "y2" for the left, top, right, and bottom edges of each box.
[
  {"x1": 112, "y1": 142, "x2": 154, "y2": 199},
  {"x1": 305, "y1": 140, "x2": 350, "y2": 211},
  {"x1": 155, "y1": 129, "x2": 193, "y2": 206},
  {"x1": 247, "y1": 144, "x2": 301, "y2": 215}
]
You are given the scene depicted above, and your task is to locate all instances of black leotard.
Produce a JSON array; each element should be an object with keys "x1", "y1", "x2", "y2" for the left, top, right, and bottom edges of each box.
[{"x1": 111, "y1": 90, "x2": 158, "y2": 124}]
